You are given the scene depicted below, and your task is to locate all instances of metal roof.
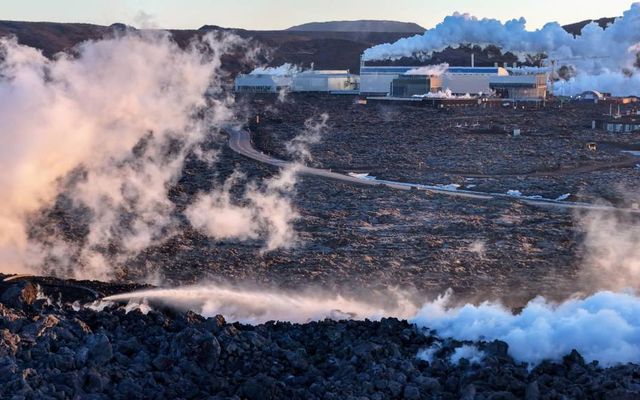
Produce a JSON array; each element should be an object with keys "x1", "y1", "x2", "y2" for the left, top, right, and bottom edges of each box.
[
  {"x1": 361, "y1": 66, "x2": 414, "y2": 74},
  {"x1": 361, "y1": 66, "x2": 506, "y2": 75},
  {"x1": 447, "y1": 67, "x2": 502, "y2": 74}
]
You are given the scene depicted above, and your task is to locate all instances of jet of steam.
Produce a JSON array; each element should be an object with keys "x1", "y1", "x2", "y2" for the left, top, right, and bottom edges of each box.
[{"x1": 105, "y1": 285, "x2": 419, "y2": 324}]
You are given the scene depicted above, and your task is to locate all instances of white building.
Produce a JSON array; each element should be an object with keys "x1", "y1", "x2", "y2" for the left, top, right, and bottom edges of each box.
[
  {"x1": 359, "y1": 66, "x2": 414, "y2": 96},
  {"x1": 489, "y1": 74, "x2": 548, "y2": 100},
  {"x1": 234, "y1": 73, "x2": 294, "y2": 93},
  {"x1": 359, "y1": 64, "x2": 509, "y2": 96},
  {"x1": 292, "y1": 70, "x2": 359, "y2": 92},
  {"x1": 442, "y1": 67, "x2": 509, "y2": 95}
]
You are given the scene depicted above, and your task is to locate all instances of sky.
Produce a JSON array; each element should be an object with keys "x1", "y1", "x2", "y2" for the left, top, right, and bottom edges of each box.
[{"x1": 0, "y1": 0, "x2": 635, "y2": 30}]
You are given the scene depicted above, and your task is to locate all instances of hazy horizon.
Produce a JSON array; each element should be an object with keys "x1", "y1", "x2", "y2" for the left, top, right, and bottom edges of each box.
[{"x1": 0, "y1": 0, "x2": 635, "y2": 30}]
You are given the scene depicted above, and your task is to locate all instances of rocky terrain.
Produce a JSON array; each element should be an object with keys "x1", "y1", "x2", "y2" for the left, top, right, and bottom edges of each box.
[
  {"x1": 251, "y1": 95, "x2": 640, "y2": 205},
  {"x1": 29, "y1": 94, "x2": 640, "y2": 309},
  {"x1": 0, "y1": 278, "x2": 639, "y2": 400}
]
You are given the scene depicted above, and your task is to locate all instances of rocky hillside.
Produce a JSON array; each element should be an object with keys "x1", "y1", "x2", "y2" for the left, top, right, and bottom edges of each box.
[
  {"x1": 0, "y1": 276, "x2": 639, "y2": 399},
  {"x1": 286, "y1": 20, "x2": 425, "y2": 33}
]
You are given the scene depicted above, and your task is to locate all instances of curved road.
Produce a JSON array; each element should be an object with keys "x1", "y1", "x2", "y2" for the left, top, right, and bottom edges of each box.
[{"x1": 228, "y1": 126, "x2": 638, "y2": 213}]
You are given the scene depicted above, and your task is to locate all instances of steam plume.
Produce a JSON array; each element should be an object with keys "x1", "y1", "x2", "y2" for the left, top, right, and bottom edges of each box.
[
  {"x1": 412, "y1": 290, "x2": 640, "y2": 366},
  {"x1": 185, "y1": 165, "x2": 300, "y2": 252},
  {"x1": 0, "y1": 31, "x2": 233, "y2": 276},
  {"x1": 285, "y1": 114, "x2": 329, "y2": 163},
  {"x1": 363, "y1": 3, "x2": 640, "y2": 95},
  {"x1": 0, "y1": 30, "x2": 303, "y2": 280}
]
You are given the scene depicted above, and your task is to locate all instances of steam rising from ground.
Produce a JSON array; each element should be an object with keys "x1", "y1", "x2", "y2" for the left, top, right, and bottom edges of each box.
[
  {"x1": 363, "y1": 3, "x2": 640, "y2": 95},
  {"x1": 0, "y1": 31, "x2": 230, "y2": 277},
  {"x1": 184, "y1": 114, "x2": 332, "y2": 251},
  {"x1": 185, "y1": 165, "x2": 300, "y2": 252},
  {"x1": 578, "y1": 207, "x2": 640, "y2": 291},
  {"x1": 0, "y1": 31, "x2": 302, "y2": 280},
  {"x1": 285, "y1": 113, "x2": 329, "y2": 163}
]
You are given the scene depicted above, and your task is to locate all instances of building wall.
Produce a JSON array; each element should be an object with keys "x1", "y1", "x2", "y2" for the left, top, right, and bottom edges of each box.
[
  {"x1": 291, "y1": 74, "x2": 358, "y2": 92},
  {"x1": 360, "y1": 74, "x2": 401, "y2": 95},
  {"x1": 292, "y1": 76, "x2": 328, "y2": 92},
  {"x1": 442, "y1": 74, "x2": 494, "y2": 95},
  {"x1": 391, "y1": 81, "x2": 429, "y2": 97},
  {"x1": 327, "y1": 77, "x2": 356, "y2": 91},
  {"x1": 360, "y1": 66, "x2": 507, "y2": 96},
  {"x1": 235, "y1": 75, "x2": 293, "y2": 93}
]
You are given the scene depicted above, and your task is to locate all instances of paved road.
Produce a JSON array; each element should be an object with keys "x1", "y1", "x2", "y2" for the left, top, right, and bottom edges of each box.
[{"x1": 227, "y1": 126, "x2": 637, "y2": 213}]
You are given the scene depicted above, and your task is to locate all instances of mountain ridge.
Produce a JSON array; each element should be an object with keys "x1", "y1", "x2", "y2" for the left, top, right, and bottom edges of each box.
[{"x1": 286, "y1": 20, "x2": 425, "y2": 33}]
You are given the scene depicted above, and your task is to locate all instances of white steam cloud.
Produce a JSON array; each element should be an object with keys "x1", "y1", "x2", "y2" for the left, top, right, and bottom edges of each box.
[
  {"x1": 412, "y1": 290, "x2": 640, "y2": 367},
  {"x1": 578, "y1": 207, "x2": 640, "y2": 292},
  {"x1": 363, "y1": 3, "x2": 640, "y2": 95},
  {"x1": 0, "y1": 30, "x2": 303, "y2": 280},
  {"x1": 0, "y1": 32, "x2": 234, "y2": 277},
  {"x1": 185, "y1": 166, "x2": 300, "y2": 252},
  {"x1": 185, "y1": 114, "x2": 333, "y2": 251}
]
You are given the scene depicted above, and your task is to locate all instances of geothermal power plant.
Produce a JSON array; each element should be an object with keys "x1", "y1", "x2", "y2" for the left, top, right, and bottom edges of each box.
[{"x1": 2, "y1": 2, "x2": 640, "y2": 399}]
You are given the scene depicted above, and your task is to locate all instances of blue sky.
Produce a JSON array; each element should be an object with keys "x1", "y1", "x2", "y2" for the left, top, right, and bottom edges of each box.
[{"x1": 0, "y1": 0, "x2": 635, "y2": 30}]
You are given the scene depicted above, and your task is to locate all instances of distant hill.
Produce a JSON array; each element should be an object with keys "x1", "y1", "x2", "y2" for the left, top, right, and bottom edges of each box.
[{"x1": 286, "y1": 20, "x2": 425, "y2": 33}]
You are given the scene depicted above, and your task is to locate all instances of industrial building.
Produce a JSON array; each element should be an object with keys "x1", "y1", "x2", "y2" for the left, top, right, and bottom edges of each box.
[
  {"x1": 235, "y1": 69, "x2": 359, "y2": 94},
  {"x1": 576, "y1": 90, "x2": 606, "y2": 103},
  {"x1": 235, "y1": 73, "x2": 294, "y2": 94},
  {"x1": 359, "y1": 66, "x2": 415, "y2": 96},
  {"x1": 359, "y1": 63, "x2": 509, "y2": 96},
  {"x1": 390, "y1": 75, "x2": 442, "y2": 97},
  {"x1": 489, "y1": 74, "x2": 547, "y2": 100},
  {"x1": 442, "y1": 67, "x2": 509, "y2": 95},
  {"x1": 292, "y1": 70, "x2": 359, "y2": 93},
  {"x1": 593, "y1": 115, "x2": 640, "y2": 133}
]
